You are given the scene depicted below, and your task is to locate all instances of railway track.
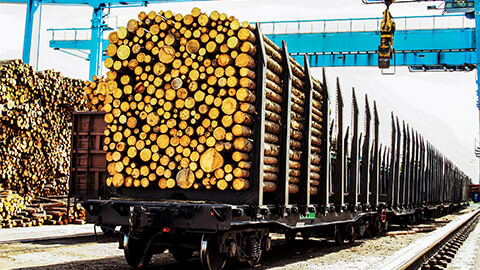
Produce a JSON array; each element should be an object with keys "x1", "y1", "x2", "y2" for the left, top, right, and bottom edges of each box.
[{"x1": 382, "y1": 208, "x2": 480, "y2": 270}]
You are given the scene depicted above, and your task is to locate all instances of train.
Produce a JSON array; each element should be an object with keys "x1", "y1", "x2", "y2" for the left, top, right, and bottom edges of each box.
[{"x1": 69, "y1": 17, "x2": 470, "y2": 270}]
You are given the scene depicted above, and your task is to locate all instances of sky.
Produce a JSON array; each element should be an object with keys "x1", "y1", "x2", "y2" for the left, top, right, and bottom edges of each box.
[{"x1": 0, "y1": 0, "x2": 478, "y2": 181}]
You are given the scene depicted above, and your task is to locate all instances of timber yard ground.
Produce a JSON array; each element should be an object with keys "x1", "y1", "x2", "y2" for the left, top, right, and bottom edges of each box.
[{"x1": 0, "y1": 207, "x2": 479, "y2": 270}]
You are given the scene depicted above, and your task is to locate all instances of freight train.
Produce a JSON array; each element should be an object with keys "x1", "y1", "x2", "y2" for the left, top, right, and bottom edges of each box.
[{"x1": 69, "y1": 9, "x2": 470, "y2": 270}]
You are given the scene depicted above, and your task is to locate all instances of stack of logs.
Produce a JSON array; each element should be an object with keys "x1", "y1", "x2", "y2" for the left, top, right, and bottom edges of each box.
[
  {"x1": 86, "y1": 8, "x2": 324, "y2": 195},
  {"x1": 0, "y1": 189, "x2": 86, "y2": 228},
  {"x1": 309, "y1": 78, "x2": 324, "y2": 196},
  {"x1": 260, "y1": 37, "x2": 323, "y2": 196},
  {"x1": 0, "y1": 60, "x2": 88, "y2": 197},
  {"x1": 87, "y1": 8, "x2": 260, "y2": 191}
]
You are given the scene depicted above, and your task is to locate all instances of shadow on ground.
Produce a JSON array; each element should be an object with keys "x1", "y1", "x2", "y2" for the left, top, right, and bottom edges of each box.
[{"x1": 13, "y1": 236, "x2": 364, "y2": 270}]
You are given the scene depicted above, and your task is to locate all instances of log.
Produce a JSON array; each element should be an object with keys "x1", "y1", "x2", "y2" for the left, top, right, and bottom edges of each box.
[
  {"x1": 233, "y1": 137, "x2": 253, "y2": 152},
  {"x1": 264, "y1": 143, "x2": 280, "y2": 156},
  {"x1": 266, "y1": 69, "x2": 282, "y2": 85},
  {"x1": 267, "y1": 57, "x2": 283, "y2": 75},
  {"x1": 235, "y1": 53, "x2": 256, "y2": 69},
  {"x1": 176, "y1": 168, "x2": 195, "y2": 189},
  {"x1": 264, "y1": 172, "x2": 277, "y2": 182},
  {"x1": 266, "y1": 79, "x2": 282, "y2": 95},
  {"x1": 233, "y1": 178, "x2": 250, "y2": 190},
  {"x1": 232, "y1": 124, "x2": 253, "y2": 137},
  {"x1": 265, "y1": 133, "x2": 280, "y2": 144},
  {"x1": 266, "y1": 99, "x2": 282, "y2": 114},
  {"x1": 264, "y1": 165, "x2": 279, "y2": 173},
  {"x1": 238, "y1": 28, "x2": 256, "y2": 43},
  {"x1": 200, "y1": 148, "x2": 224, "y2": 173},
  {"x1": 289, "y1": 184, "x2": 299, "y2": 194},
  {"x1": 265, "y1": 120, "x2": 281, "y2": 134},
  {"x1": 263, "y1": 181, "x2": 277, "y2": 193},
  {"x1": 266, "y1": 110, "x2": 282, "y2": 124}
]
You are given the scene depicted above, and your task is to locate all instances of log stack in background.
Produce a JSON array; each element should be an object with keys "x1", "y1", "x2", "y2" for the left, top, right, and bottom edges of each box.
[
  {"x1": 0, "y1": 189, "x2": 86, "y2": 228},
  {"x1": 87, "y1": 8, "x2": 324, "y2": 194},
  {"x1": 0, "y1": 60, "x2": 89, "y2": 196},
  {"x1": 0, "y1": 59, "x2": 89, "y2": 228}
]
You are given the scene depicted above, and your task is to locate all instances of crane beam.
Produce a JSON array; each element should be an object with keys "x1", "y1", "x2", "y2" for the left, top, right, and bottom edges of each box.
[
  {"x1": 266, "y1": 28, "x2": 475, "y2": 68},
  {"x1": 22, "y1": 0, "x2": 41, "y2": 70}
]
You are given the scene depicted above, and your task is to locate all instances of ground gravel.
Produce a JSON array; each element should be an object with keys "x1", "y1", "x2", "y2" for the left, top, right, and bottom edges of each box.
[{"x1": 0, "y1": 208, "x2": 475, "y2": 269}]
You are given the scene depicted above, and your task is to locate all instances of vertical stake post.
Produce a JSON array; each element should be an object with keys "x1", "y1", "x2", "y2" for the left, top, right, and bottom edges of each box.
[
  {"x1": 370, "y1": 102, "x2": 380, "y2": 208},
  {"x1": 387, "y1": 113, "x2": 396, "y2": 207},
  {"x1": 319, "y1": 68, "x2": 330, "y2": 214},
  {"x1": 251, "y1": 23, "x2": 267, "y2": 207},
  {"x1": 300, "y1": 55, "x2": 314, "y2": 211},
  {"x1": 276, "y1": 40, "x2": 293, "y2": 212},
  {"x1": 360, "y1": 96, "x2": 371, "y2": 208},
  {"x1": 332, "y1": 78, "x2": 345, "y2": 211},
  {"x1": 346, "y1": 89, "x2": 359, "y2": 209}
]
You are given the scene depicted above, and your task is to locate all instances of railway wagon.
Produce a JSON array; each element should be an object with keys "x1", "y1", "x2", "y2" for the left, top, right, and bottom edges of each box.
[
  {"x1": 70, "y1": 9, "x2": 469, "y2": 269},
  {"x1": 468, "y1": 184, "x2": 480, "y2": 203}
]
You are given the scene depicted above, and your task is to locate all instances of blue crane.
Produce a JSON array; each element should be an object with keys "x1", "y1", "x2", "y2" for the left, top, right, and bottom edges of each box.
[
  {"x1": 0, "y1": 0, "x2": 216, "y2": 78},
  {"x1": 262, "y1": 14, "x2": 475, "y2": 71}
]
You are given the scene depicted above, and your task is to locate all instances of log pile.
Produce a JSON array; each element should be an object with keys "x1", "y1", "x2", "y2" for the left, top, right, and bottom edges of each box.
[
  {"x1": 309, "y1": 77, "x2": 324, "y2": 196},
  {"x1": 260, "y1": 37, "x2": 324, "y2": 195},
  {"x1": 86, "y1": 8, "x2": 325, "y2": 194},
  {"x1": 0, "y1": 60, "x2": 89, "y2": 197},
  {"x1": 0, "y1": 189, "x2": 86, "y2": 228},
  {"x1": 260, "y1": 36, "x2": 289, "y2": 194},
  {"x1": 87, "y1": 8, "x2": 260, "y2": 191}
]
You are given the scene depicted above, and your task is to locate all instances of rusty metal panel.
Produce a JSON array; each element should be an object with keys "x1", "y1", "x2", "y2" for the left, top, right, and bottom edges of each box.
[{"x1": 70, "y1": 111, "x2": 107, "y2": 200}]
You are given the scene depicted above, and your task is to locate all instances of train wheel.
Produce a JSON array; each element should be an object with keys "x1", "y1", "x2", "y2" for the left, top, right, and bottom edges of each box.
[
  {"x1": 301, "y1": 231, "x2": 311, "y2": 241},
  {"x1": 285, "y1": 231, "x2": 296, "y2": 243},
  {"x1": 171, "y1": 248, "x2": 193, "y2": 262},
  {"x1": 334, "y1": 225, "x2": 345, "y2": 246},
  {"x1": 200, "y1": 234, "x2": 227, "y2": 270},
  {"x1": 345, "y1": 223, "x2": 355, "y2": 243},
  {"x1": 409, "y1": 214, "x2": 416, "y2": 225},
  {"x1": 383, "y1": 220, "x2": 389, "y2": 231},
  {"x1": 373, "y1": 216, "x2": 383, "y2": 235},
  {"x1": 123, "y1": 234, "x2": 152, "y2": 268}
]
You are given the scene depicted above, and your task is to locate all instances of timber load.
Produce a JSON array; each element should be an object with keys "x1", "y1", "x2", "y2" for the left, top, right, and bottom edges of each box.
[
  {"x1": 86, "y1": 8, "x2": 325, "y2": 195},
  {"x1": 0, "y1": 60, "x2": 88, "y2": 197}
]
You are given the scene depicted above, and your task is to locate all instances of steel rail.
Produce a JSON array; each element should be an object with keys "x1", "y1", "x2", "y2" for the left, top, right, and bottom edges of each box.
[{"x1": 382, "y1": 207, "x2": 480, "y2": 270}]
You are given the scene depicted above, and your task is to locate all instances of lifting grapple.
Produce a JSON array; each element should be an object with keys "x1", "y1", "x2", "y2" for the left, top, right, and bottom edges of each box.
[{"x1": 378, "y1": 0, "x2": 396, "y2": 69}]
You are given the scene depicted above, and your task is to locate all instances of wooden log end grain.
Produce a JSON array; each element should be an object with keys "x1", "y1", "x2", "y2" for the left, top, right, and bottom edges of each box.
[
  {"x1": 176, "y1": 168, "x2": 195, "y2": 189},
  {"x1": 159, "y1": 46, "x2": 176, "y2": 64},
  {"x1": 233, "y1": 178, "x2": 249, "y2": 191},
  {"x1": 200, "y1": 148, "x2": 224, "y2": 173}
]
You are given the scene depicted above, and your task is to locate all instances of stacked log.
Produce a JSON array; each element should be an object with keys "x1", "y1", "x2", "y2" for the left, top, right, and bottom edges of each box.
[
  {"x1": 260, "y1": 36, "x2": 293, "y2": 194},
  {"x1": 87, "y1": 8, "x2": 325, "y2": 194},
  {"x1": 0, "y1": 190, "x2": 31, "y2": 228},
  {"x1": 88, "y1": 8, "x2": 260, "y2": 191},
  {"x1": 260, "y1": 37, "x2": 324, "y2": 195},
  {"x1": 0, "y1": 189, "x2": 86, "y2": 228},
  {"x1": 309, "y1": 78, "x2": 324, "y2": 196},
  {"x1": 0, "y1": 60, "x2": 88, "y2": 197}
]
